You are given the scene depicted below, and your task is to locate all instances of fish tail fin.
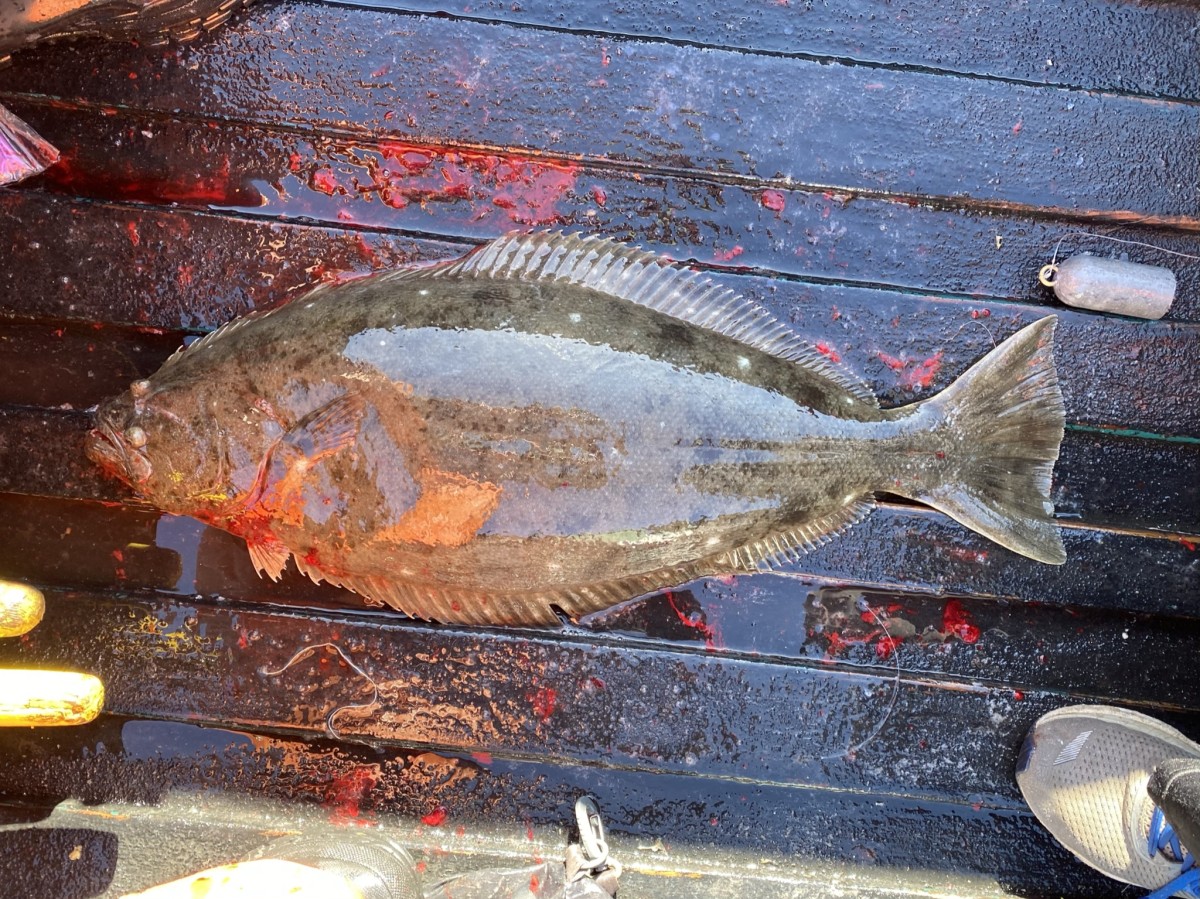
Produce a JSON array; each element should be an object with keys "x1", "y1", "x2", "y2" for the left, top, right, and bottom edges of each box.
[{"x1": 905, "y1": 316, "x2": 1066, "y2": 564}]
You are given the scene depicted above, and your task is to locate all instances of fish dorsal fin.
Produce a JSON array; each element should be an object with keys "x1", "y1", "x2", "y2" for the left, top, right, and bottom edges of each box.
[
  {"x1": 158, "y1": 305, "x2": 286, "y2": 372},
  {"x1": 425, "y1": 232, "x2": 877, "y2": 407},
  {"x1": 718, "y1": 498, "x2": 876, "y2": 571}
]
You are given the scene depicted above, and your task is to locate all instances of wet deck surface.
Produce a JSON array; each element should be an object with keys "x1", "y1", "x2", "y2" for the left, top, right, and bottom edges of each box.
[{"x1": 0, "y1": 2, "x2": 1197, "y2": 896}]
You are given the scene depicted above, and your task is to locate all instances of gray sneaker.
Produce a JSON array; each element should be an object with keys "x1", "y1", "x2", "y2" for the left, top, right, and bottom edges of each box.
[{"x1": 1017, "y1": 705, "x2": 1200, "y2": 897}]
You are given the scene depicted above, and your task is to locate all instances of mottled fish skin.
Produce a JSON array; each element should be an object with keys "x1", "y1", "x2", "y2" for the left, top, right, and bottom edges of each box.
[{"x1": 86, "y1": 233, "x2": 1066, "y2": 625}]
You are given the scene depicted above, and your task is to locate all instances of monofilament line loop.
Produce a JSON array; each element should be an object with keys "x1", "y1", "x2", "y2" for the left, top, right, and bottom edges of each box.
[{"x1": 260, "y1": 641, "x2": 381, "y2": 739}]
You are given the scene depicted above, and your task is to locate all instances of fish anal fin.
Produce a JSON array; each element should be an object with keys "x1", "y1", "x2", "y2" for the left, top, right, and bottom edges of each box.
[
  {"x1": 327, "y1": 568, "x2": 702, "y2": 627},
  {"x1": 247, "y1": 537, "x2": 291, "y2": 581},
  {"x1": 719, "y1": 498, "x2": 876, "y2": 571},
  {"x1": 434, "y1": 232, "x2": 878, "y2": 407}
]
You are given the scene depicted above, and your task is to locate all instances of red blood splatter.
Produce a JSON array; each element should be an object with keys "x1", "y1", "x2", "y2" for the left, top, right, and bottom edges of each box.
[
  {"x1": 600, "y1": 46, "x2": 611, "y2": 67},
  {"x1": 43, "y1": 155, "x2": 259, "y2": 207},
  {"x1": 371, "y1": 63, "x2": 391, "y2": 78},
  {"x1": 900, "y1": 351, "x2": 944, "y2": 390},
  {"x1": 529, "y1": 686, "x2": 557, "y2": 721},
  {"x1": 356, "y1": 234, "x2": 378, "y2": 264},
  {"x1": 760, "y1": 189, "x2": 786, "y2": 212},
  {"x1": 815, "y1": 342, "x2": 841, "y2": 363},
  {"x1": 876, "y1": 352, "x2": 906, "y2": 372},
  {"x1": 288, "y1": 153, "x2": 304, "y2": 173},
  {"x1": 471, "y1": 751, "x2": 493, "y2": 766},
  {"x1": 875, "y1": 636, "x2": 903, "y2": 660},
  {"x1": 337, "y1": 209, "x2": 355, "y2": 222},
  {"x1": 310, "y1": 168, "x2": 339, "y2": 195},
  {"x1": 665, "y1": 590, "x2": 719, "y2": 650},
  {"x1": 1181, "y1": 538, "x2": 1196, "y2": 551},
  {"x1": 942, "y1": 599, "x2": 980, "y2": 644},
  {"x1": 715, "y1": 245, "x2": 744, "y2": 262},
  {"x1": 1012, "y1": 690, "x2": 1025, "y2": 701},
  {"x1": 326, "y1": 767, "x2": 378, "y2": 824},
  {"x1": 378, "y1": 144, "x2": 433, "y2": 172},
  {"x1": 126, "y1": 222, "x2": 140, "y2": 246},
  {"x1": 422, "y1": 806, "x2": 448, "y2": 827},
  {"x1": 946, "y1": 546, "x2": 988, "y2": 564},
  {"x1": 1012, "y1": 120, "x2": 1023, "y2": 135},
  {"x1": 530, "y1": 874, "x2": 541, "y2": 894},
  {"x1": 111, "y1": 548, "x2": 126, "y2": 581},
  {"x1": 456, "y1": 825, "x2": 466, "y2": 837},
  {"x1": 364, "y1": 143, "x2": 576, "y2": 224},
  {"x1": 591, "y1": 185, "x2": 607, "y2": 207},
  {"x1": 826, "y1": 630, "x2": 877, "y2": 656},
  {"x1": 863, "y1": 82, "x2": 885, "y2": 91},
  {"x1": 831, "y1": 307, "x2": 841, "y2": 321},
  {"x1": 970, "y1": 308, "x2": 991, "y2": 319}
]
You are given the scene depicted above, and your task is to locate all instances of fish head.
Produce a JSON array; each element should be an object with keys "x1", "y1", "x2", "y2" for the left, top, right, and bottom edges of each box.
[{"x1": 87, "y1": 377, "x2": 229, "y2": 512}]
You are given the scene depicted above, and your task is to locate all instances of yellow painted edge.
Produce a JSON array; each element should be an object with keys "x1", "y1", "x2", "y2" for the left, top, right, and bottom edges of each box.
[
  {"x1": 0, "y1": 669, "x2": 104, "y2": 726},
  {"x1": 119, "y1": 859, "x2": 366, "y2": 898},
  {"x1": 0, "y1": 580, "x2": 45, "y2": 638}
]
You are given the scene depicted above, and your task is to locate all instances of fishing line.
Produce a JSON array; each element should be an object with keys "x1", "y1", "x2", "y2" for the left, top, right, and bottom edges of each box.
[
  {"x1": 1048, "y1": 231, "x2": 1200, "y2": 267},
  {"x1": 821, "y1": 599, "x2": 902, "y2": 763},
  {"x1": 260, "y1": 641, "x2": 381, "y2": 739}
]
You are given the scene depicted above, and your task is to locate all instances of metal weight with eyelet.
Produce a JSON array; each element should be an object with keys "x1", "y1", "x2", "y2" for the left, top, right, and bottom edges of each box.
[{"x1": 1040, "y1": 254, "x2": 1175, "y2": 320}]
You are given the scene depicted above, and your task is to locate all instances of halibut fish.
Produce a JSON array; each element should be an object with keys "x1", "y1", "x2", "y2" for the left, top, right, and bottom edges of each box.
[{"x1": 87, "y1": 232, "x2": 1066, "y2": 625}]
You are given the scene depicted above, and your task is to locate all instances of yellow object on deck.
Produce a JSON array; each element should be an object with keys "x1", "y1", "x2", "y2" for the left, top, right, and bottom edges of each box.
[
  {"x1": 119, "y1": 859, "x2": 367, "y2": 898},
  {"x1": 0, "y1": 579, "x2": 45, "y2": 638},
  {"x1": 0, "y1": 668, "x2": 104, "y2": 726}
]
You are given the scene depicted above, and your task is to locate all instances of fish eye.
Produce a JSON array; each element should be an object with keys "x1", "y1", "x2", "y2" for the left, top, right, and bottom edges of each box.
[{"x1": 125, "y1": 426, "x2": 148, "y2": 448}]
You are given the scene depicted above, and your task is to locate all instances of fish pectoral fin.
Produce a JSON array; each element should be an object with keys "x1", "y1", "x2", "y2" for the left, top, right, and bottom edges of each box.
[
  {"x1": 282, "y1": 393, "x2": 367, "y2": 463},
  {"x1": 718, "y1": 498, "x2": 876, "y2": 571},
  {"x1": 239, "y1": 393, "x2": 367, "y2": 514},
  {"x1": 247, "y1": 537, "x2": 292, "y2": 581}
]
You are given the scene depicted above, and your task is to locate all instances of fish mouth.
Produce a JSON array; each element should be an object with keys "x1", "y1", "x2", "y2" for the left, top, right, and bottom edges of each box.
[{"x1": 86, "y1": 421, "x2": 151, "y2": 486}]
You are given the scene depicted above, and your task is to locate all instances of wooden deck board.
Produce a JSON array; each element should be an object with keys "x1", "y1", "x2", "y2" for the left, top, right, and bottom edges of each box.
[
  {"x1": 0, "y1": 1, "x2": 1196, "y2": 895},
  {"x1": 2, "y1": 8, "x2": 1199, "y2": 221}
]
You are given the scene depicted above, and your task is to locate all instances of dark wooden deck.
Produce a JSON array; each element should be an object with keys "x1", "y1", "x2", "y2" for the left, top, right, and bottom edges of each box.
[{"x1": 0, "y1": 2, "x2": 1197, "y2": 896}]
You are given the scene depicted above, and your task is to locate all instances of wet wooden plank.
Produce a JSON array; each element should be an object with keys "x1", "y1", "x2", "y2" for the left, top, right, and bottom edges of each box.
[
  {"x1": 0, "y1": 586, "x2": 1195, "y2": 819},
  {"x1": 7, "y1": 101, "x2": 1200, "y2": 320},
  {"x1": 0, "y1": 318, "x2": 185, "y2": 409},
  {"x1": 0, "y1": 718, "x2": 1120, "y2": 897},
  {"x1": 0, "y1": 588, "x2": 1100, "y2": 801},
  {"x1": 390, "y1": 0, "x2": 1200, "y2": 101},
  {"x1": 0, "y1": 5, "x2": 1196, "y2": 221}
]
